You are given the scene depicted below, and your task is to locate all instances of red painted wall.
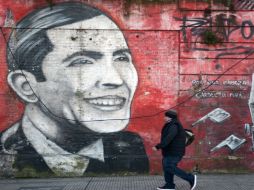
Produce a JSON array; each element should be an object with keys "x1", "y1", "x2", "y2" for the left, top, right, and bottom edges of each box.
[{"x1": 0, "y1": 0, "x2": 254, "y2": 176}]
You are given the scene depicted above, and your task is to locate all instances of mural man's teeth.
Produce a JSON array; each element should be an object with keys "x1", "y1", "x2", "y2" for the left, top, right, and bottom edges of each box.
[
  {"x1": 88, "y1": 98, "x2": 124, "y2": 106},
  {"x1": 102, "y1": 100, "x2": 107, "y2": 105},
  {"x1": 97, "y1": 99, "x2": 102, "y2": 104},
  {"x1": 91, "y1": 99, "x2": 97, "y2": 104},
  {"x1": 108, "y1": 100, "x2": 114, "y2": 105},
  {"x1": 115, "y1": 99, "x2": 121, "y2": 104}
]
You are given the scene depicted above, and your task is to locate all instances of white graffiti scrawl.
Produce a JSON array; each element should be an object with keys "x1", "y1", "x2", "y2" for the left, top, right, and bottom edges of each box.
[
  {"x1": 192, "y1": 108, "x2": 231, "y2": 127},
  {"x1": 244, "y1": 124, "x2": 254, "y2": 151},
  {"x1": 247, "y1": 73, "x2": 254, "y2": 151},
  {"x1": 211, "y1": 135, "x2": 246, "y2": 152}
]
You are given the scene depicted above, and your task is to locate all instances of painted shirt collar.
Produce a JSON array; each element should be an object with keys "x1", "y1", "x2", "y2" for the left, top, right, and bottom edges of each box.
[{"x1": 22, "y1": 115, "x2": 104, "y2": 176}]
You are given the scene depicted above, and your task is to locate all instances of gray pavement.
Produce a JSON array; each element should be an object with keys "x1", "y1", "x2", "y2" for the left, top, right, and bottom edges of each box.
[{"x1": 0, "y1": 174, "x2": 254, "y2": 190}]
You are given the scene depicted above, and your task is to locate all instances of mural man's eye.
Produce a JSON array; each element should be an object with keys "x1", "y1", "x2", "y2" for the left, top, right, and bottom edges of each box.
[
  {"x1": 114, "y1": 56, "x2": 130, "y2": 62},
  {"x1": 68, "y1": 58, "x2": 93, "y2": 67}
]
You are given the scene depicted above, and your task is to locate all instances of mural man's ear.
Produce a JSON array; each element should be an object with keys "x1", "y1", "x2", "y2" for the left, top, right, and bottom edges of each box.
[{"x1": 7, "y1": 70, "x2": 38, "y2": 103}]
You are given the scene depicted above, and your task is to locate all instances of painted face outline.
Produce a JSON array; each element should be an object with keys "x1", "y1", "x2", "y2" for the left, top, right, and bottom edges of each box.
[{"x1": 34, "y1": 15, "x2": 138, "y2": 133}]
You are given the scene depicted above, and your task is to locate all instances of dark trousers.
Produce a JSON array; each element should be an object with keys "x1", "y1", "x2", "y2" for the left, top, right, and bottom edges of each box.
[{"x1": 162, "y1": 156, "x2": 194, "y2": 189}]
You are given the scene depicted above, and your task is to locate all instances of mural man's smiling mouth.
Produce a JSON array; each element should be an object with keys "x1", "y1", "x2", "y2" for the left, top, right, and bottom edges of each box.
[{"x1": 84, "y1": 95, "x2": 127, "y2": 111}]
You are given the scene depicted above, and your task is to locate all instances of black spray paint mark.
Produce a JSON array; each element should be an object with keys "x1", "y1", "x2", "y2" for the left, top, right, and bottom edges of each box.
[{"x1": 175, "y1": 13, "x2": 254, "y2": 60}]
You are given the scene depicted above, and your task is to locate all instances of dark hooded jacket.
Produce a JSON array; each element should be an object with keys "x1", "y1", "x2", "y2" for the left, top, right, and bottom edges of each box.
[{"x1": 156, "y1": 118, "x2": 186, "y2": 157}]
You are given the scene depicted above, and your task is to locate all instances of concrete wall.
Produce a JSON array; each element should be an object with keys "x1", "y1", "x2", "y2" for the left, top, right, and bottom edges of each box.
[{"x1": 0, "y1": 0, "x2": 254, "y2": 177}]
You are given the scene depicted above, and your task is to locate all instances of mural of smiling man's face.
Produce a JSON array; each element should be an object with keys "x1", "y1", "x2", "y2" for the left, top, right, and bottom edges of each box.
[{"x1": 34, "y1": 15, "x2": 138, "y2": 133}]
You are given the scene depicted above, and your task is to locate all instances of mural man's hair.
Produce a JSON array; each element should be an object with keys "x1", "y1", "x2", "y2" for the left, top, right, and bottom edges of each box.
[{"x1": 7, "y1": 2, "x2": 104, "y2": 81}]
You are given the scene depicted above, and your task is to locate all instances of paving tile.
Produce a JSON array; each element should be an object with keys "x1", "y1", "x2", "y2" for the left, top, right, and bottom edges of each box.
[{"x1": 0, "y1": 175, "x2": 254, "y2": 190}]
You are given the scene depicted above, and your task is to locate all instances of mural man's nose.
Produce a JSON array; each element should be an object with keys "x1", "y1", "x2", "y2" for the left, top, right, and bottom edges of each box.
[{"x1": 99, "y1": 63, "x2": 123, "y2": 89}]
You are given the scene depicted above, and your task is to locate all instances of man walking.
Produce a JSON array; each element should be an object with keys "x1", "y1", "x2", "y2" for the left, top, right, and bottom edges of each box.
[{"x1": 154, "y1": 110, "x2": 197, "y2": 190}]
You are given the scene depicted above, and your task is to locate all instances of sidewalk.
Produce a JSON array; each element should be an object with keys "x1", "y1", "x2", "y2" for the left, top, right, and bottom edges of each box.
[{"x1": 0, "y1": 174, "x2": 253, "y2": 190}]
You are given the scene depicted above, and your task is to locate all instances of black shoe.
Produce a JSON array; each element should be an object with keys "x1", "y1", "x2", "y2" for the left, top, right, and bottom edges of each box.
[
  {"x1": 190, "y1": 175, "x2": 197, "y2": 190},
  {"x1": 157, "y1": 185, "x2": 175, "y2": 190}
]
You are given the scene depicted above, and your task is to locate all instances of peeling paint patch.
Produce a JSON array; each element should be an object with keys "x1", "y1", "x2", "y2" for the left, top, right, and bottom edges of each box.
[{"x1": 4, "y1": 9, "x2": 15, "y2": 27}]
